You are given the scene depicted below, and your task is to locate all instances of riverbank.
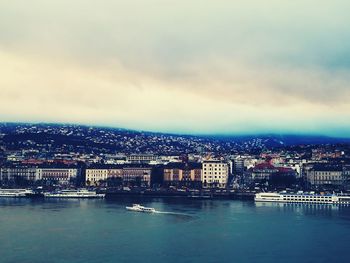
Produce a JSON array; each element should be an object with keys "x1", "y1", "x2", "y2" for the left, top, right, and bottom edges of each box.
[{"x1": 104, "y1": 189, "x2": 255, "y2": 200}]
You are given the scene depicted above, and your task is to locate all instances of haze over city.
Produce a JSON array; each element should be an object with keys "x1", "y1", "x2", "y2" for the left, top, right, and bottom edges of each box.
[{"x1": 1, "y1": 0, "x2": 350, "y2": 136}]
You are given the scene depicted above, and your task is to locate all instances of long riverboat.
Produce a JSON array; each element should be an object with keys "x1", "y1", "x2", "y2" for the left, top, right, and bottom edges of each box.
[
  {"x1": 44, "y1": 189, "x2": 105, "y2": 198},
  {"x1": 0, "y1": 189, "x2": 34, "y2": 197},
  {"x1": 255, "y1": 192, "x2": 350, "y2": 204}
]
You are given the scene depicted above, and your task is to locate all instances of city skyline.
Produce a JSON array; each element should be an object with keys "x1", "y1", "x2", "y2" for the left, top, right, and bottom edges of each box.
[{"x1": 1, "y1": 1, "x2": 350, "y2": 136}]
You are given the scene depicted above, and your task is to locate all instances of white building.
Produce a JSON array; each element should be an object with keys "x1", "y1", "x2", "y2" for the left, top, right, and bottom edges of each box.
[
  {"x1": 85, "y1": 168, "x2": 109, "y2": 186},
  {"x1": 36, "y1": 167, "x2": 79, "y2": 184},
  {"x1": 202, "y1": 161, "x2": 229, "y2": 188},
  {"x1": 127, "y1": 154, "x2": 159, "y2": 164}
]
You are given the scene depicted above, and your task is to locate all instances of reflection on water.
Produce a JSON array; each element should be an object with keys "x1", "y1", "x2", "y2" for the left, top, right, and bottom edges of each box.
[
  {"x1": 3, "y1": 197, "x2": 350, "y2": 220},
  {"x1": 105, "y1": 196, "x2": 225, "y2": 214},
  {"x1": 255, "y1": 201, "x2": 350, "y2": 221},
  {"x1": 0, "y1": 198, "x2": 98, "y2": 212}
]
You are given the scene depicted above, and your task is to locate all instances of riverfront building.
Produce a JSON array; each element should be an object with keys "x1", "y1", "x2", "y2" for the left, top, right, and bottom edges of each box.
[
  {"x1": 306, "y1": 165, "x2": 344, "y2": 188},
  {"x1": 0, "y1": 164, "x2": 81, "y2": 185},
  {"x1": 36, "y1": 166, "x2": 80, "y2": 184},
  {"x1": 86, "y1": 167, "x2": 109, "y2": 186},
  {"x1": 202, "y1": 160, "x2": 229, "y2": 188},
  {"x1": 85, "y1": 165, "x2": 151, "y2": 186},
  {"x1": 122, "y1": 166, "x2": 151, "y2": 186},
  {"x1": 163, "y1": 162, "x2": 202, "y2": 188},
  {"x1": 0, "y1": 166, "x2": 39, "y2": 183},
  {"x1": 248, "y1": 162, "x2": 296, "y2": 181}
]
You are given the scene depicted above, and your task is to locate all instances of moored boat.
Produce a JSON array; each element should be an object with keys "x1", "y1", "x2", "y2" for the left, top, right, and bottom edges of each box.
[
  {"x1": 0, "y1": 189, "x2": 34, "y2": 197},
  {"x1": 255, "y1": 192, "x2": 350, "y2": 204},
  {"x1": 44, "y1": 189, "x2": 105, "y2": 198}
]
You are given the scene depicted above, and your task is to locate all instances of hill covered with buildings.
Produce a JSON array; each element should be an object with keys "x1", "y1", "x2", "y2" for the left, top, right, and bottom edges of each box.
[
  {"x1": 1, "y1": 123, "x2": 349, "y2": 157},
  {"x1": 1, "y1": 122, "x2": 350, "y2": 193}
]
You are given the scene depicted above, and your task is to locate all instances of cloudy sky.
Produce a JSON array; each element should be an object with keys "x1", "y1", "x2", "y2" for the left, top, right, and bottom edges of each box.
[{"x1": 1, "y1": 0, "x2": 350, "y2": 136}]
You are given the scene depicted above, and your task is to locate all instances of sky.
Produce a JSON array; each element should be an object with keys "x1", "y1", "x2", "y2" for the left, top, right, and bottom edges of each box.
[{"x1": 1, "y1": 0, "x2": 350, "y2": 136}]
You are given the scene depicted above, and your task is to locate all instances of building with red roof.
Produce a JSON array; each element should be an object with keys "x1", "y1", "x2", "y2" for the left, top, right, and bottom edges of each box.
[{"x1": 249, "y1": 162, "x2": 296, "y2": 181}]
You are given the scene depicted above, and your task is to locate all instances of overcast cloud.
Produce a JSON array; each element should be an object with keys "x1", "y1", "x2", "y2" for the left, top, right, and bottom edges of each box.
[{"x1": 1, "y1": 0, "x2": 350, "y2": 136}]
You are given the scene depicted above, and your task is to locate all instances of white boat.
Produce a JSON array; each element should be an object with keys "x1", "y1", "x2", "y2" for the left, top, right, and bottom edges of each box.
[
  {"x1": 255, "y1": 192, "x2": 350, "y2": 204},
  {"x1": 126, "y1": 204, "x2": 156, "y2": 213},
  {"x1": 44, "y1": 189, "x2": 105, "y2": 198},
  {"x1": 0, "y1": 189, "x2": 34, "y2": 197}
]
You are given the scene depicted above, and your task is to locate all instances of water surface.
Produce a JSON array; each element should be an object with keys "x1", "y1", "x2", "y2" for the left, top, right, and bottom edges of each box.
[{"x1": 1, "y1": 198, "x2": 350, "y2": 263}]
